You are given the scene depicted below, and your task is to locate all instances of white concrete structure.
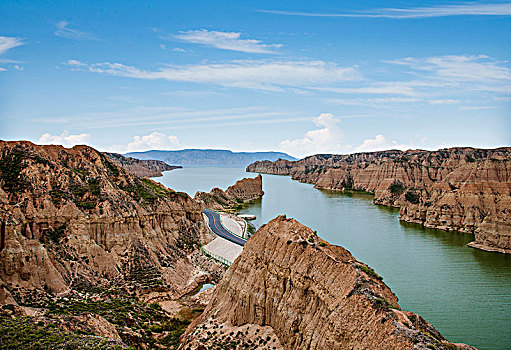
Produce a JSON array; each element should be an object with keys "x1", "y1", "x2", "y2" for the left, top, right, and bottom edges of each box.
[
  {"x1": 203, "y1": 237, "x2": 243, "y2": 264},
  {"x1": 238, "y1": 214, "x2": 256, "y2": 220}
]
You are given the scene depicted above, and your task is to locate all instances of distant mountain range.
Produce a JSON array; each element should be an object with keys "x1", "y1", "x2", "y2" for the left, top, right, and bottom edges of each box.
[{"x1": 125, "y1": 149, "x2": 297, "y2": 167}]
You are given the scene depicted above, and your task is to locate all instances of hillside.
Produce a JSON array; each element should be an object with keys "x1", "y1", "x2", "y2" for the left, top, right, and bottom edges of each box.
[
  {"x1": 247, "y1": 147, "x2": 511, "y2": 254},
  {"x1": 126, "y1": 149, "x2": 296, "y2": 167},
  {"x1": 182, "y1": 216, "x2": 475, "y2": 350},
  {"x1": 0, "y1": 141, "x2": 219, "y2": 348}
]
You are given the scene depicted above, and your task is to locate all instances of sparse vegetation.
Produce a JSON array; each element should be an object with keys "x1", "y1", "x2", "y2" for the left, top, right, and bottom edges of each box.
[
  {"x1": 358, "y1": 264, "x2": 383, "y2": 281},
  {"x1": 341, "y1": 175, "x2": 354, "y2": 190},
  {"x1": 0, "y1": 315, "x2": 125, "y2": 349},
  {"x1": 388, "y1": 181, "x2": 405, "y2": 195},
  {"x1": 0, "y1": 148, "x2": 28, "y2": 194},
  {"x1": 405, "y1": 190, "x2": 420, "y2": 204}
]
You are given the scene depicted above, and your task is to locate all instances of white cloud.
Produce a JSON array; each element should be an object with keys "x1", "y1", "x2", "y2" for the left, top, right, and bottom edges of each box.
[
  {"x1": 386, "y1": 55, "x2": 511, "y2": 82},
  {"x1": 172, "y1": 47, "x2": 186, "y2": 52},
  {"x1": 37, "y1": 131, "x2": 91, "y2": 147},
  {"x1": 108, "y1": 132, "x2": 181, "y2": 153},
  {"x1": 327, "y1": 97, "x2": 421, "y2": 105},
  {"x1": 459, "y1": 106, "x2": 498, "y2": 110},
  {"x1": 260, "y1": 3, "x2": 511, "y2": 19},
  {"x1": 0, "y1": 36, "x2": 24, "y2": 55},
  {"x1": 64, "y1": 59, "x2": 360, "y2": 91},
  {"x1": 65, "y1": 59, "x2": 87, "y2": 67},
  {"x1": 279, "y1": 113, "x2": 349, "y2": 158},
  {"x1": 428, "y1": 99, "x2": 460, "y2": 105},
  {"x1": 173, "y1": 29, "x2": 282, "y2": 53},
  {"x1": 55, "y1": 21, "x2": 96, "y2": 40},
  {"x1": 354, "y1": 135, "x2": 405, "y2": 152}
]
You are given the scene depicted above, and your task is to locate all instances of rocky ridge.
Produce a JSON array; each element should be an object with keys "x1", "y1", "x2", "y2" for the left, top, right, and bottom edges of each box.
[
  {"x1": 126, "y1": 149, "x2": 297, "y2": 167},
  {"x1": 104, "y1": 152, "x2": 181, "y2": 177},
  {"x1": 247, "y1": 147, "x2": 511, "y2": 254},
  {"x1": 181, "y1": 216, "x2": 475, "y2": 350},
  {"x1": 194, "y1": 174, "x2": 264, "y2": 211},
  {"x1": 0, "y1": 140, "x2": 220, "y2": 348}
]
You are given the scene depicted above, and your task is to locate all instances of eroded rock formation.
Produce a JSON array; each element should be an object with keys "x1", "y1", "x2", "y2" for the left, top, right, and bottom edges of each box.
[
  {"x1": 194, "y1": 174, "x2": 264, "y2": 210},
  {"x1": 104, "y1": 152, "x2": 181, "y2": 177},
  {"x1": 0, "y1": 141, "x2": 211, "y2": 303},
  {"x1": 247, "y1": 148, "x2": 511, "y2": 254},
  {"x1": 0, "y1": 140, "x2": 221, "y2": 347},
  {"x1": 181, "y1": 216, "x2": 475, "y2": 350}
]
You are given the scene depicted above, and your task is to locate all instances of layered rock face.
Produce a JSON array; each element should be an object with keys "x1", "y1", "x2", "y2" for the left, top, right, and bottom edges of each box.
[
  {"x1": 247, "y1": 148, "x2": 511, "y2": 254},
  {"x1": 194, "y1": 174, "x2": 264, "y2": 210},
  {"x1": 0, "y1": 141, "x2": 210, "y2": 306},
  {"x1": 104, "y1": 152, "x2": 181, "y2": 177},
  {"x1": 181, "y1": 216, "x2": 475, "y2": 350}
]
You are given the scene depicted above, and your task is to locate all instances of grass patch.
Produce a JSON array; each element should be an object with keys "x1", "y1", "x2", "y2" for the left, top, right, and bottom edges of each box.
[
  {"x1": 388, "y1": 181, "x2": 405, "y2": 195},
  {"x1": 405, "y1": 190, "x2": 420, "y2": 204},
  {"x1": 0, "y1": 315, "x2": 124, "y2": 349},
  {"x1": 358, "y1": 264, "x2": 383, "y2": 281}
]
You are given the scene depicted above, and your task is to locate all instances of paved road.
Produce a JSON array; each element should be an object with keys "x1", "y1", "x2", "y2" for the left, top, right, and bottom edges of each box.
[{"x1": 203, "y1": 209, "x2": 246, "y2": 246}]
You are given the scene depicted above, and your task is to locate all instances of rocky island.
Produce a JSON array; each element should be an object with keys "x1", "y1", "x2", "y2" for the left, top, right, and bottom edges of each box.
[{"x1": 247, "y1": 147, "x2": 511, "y2": 254}]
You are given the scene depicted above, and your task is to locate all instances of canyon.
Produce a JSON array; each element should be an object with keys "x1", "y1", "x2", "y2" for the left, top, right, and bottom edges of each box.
[
  {"x1": 247, "y1": 147, "x2": 511, "y2": 254},
  {"x1": 0, "y1": 141, "x2": 480, "y2": 349}
]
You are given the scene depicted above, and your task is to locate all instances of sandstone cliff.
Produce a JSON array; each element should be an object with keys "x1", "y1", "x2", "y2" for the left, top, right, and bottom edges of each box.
[
  {"x1": 247, "y1": 148, "x2": 511, "y2": 254},
  {"x1": 104, "y1": 152, "x2": 181, "y2": 177},
  {"x1": 194, "y1": 174, "x2": 264, "y2": 211},
  {"x1": 0, "y1": 141, "x2": 217, "y2": 347},
  {"x1": 181, "y1": 216, "x2": 475, "y2": 350}
]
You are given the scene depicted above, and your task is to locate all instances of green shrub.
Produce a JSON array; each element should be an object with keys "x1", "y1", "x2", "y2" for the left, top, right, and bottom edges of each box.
[
  {"x1": 87, "y1": 178, "x2": 100, "y2": 196},
  {"x1": 388, "y1": 181, "x2": 405, "y2": 195},
  {"x1": 405, "y1": 190, "x2": 420, "y2": 204},
  {"x1": 358, "y1": 264, "x2": 383, "y2": 281}
]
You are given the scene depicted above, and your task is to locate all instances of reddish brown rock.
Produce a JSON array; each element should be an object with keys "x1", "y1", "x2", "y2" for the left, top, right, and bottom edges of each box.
[
  {"x1": 181, "y1": 216, "x2": 476, "y2": 350},
  {"x1": 247, "y1": 147, "x2": 511, "y2": 254},
  {"x1": 194, "y1": 174, "x2": 264, "y2": 210},
  {"x1": 104, "y1": 152, "x2": 181, "y2": 177},
  {"x1": 0, "y1": 141, "x2": 211, "y2": 306}
]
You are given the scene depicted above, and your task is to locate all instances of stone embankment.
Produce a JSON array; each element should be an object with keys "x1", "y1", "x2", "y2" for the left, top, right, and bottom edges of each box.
[
  {"x1": 247, "y1": 147, "x2": 511, "y2": 254},
  {"x1": 181, "y1": 216, "x2": 476, "y2": 350}
]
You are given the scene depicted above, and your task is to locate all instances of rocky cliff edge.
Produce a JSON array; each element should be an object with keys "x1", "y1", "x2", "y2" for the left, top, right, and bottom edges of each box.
[{"x1": 181, "y1": 216, "x2": 476, "y2": 350}]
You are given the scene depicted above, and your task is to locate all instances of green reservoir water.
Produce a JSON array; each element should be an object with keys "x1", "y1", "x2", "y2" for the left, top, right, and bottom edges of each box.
[{"x1": 155, "y1": 167, "x2": 511, "y2": 350}]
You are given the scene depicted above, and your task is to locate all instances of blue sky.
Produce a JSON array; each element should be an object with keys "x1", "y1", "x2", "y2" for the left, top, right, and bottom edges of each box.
[{"x1": 1, "y1": 0, "x2": 510, "y2": 157}]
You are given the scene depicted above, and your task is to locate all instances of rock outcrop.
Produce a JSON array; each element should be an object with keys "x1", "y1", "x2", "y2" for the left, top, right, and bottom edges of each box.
[
  {"x1": 194, "y1": 174, "x2": 264, "y2": 211},
  {"x1": 181, "y1": 216, "x2": 476, "y2": 350},
  {"x1": 0, "y1": 141, "x2": 210, "y2": 303},
  {"x1": 0, "y1": 140, "x2": 219, "y2": 347},
  {"x1": 247, "y1": 148, "x2": 511, "y2": 254},
  {"x1": 104, "y1": 152, "x2": 181, "y2": 177}
]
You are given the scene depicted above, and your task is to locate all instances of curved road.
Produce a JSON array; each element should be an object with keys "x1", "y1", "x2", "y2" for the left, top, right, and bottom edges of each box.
[{"x1": 203, "y1": 209, "x2": 246, "y2": 246}]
